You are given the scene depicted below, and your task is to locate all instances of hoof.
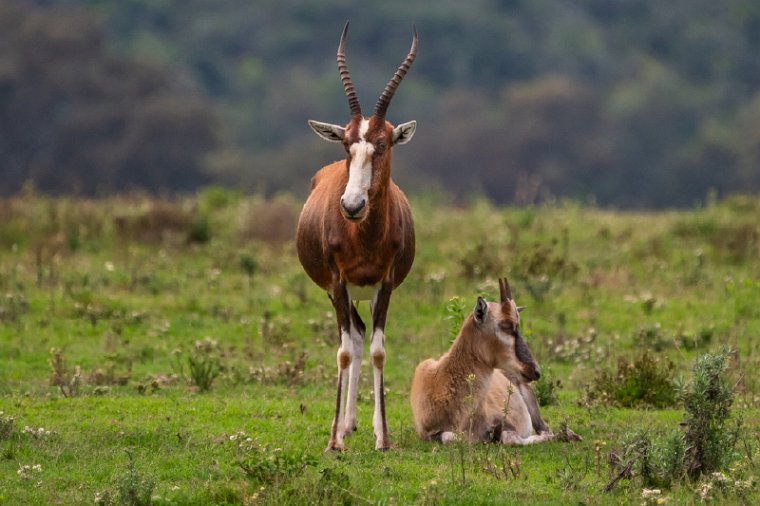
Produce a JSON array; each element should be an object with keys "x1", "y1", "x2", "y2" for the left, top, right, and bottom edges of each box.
[
  {"x1": 375, "y1": 440, "x2": 392, "y2": 451},
  {"x1": 325, "y1": 441, "x2": 345, "y2": 452}
]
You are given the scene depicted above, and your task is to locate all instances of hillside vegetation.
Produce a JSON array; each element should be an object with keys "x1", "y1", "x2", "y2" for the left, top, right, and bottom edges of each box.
[
  {"x1": 0, "y1": 190, "x2": 758, "y2": 504},
  {"x1": 3, "y1": 0, "x2": 760, "y2": 205}
]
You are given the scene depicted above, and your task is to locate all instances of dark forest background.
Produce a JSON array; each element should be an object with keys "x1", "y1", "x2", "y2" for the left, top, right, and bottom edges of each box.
[{"x1": 3, "y1": 0, "x2": 760, "y2": 207}]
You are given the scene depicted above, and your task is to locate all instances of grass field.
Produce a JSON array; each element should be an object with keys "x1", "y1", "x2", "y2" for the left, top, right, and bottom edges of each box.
[{"x1": 1, "y1": 189, "x2": 759, "y2": 505}]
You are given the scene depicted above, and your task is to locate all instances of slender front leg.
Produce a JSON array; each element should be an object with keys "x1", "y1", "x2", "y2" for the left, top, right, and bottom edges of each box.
[
  {"x1": 327, "y1": 282, "x2": 353, "y2": 451},
  {"x1": 369, "y1": 281, "x2": 393, "y2": 450},
  {"x1": 517, "y1": 382, "x2": 552, "y2": 435},
  {"x1": 501, "y1": 431, "x2": 555, "y2": 445},
  {"x1": 344, "y1": 304, "x2": 365, "y2": 436}
]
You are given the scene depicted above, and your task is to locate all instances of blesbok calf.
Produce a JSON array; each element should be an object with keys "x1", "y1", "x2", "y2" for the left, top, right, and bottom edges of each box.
[
  {"x1": 296, "y1": 22, "x2": 417, "y2": 451},
  {"x1": 411, "y1": 278, "x2": 582, "y2": 445}
]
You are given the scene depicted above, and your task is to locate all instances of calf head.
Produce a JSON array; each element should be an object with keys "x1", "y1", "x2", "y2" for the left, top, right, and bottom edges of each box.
[{"x1": 472, "y1": 277, "x2": 540, "y2": 381}]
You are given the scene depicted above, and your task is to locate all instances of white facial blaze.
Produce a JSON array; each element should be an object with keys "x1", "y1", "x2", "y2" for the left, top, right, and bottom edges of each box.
[{"x1": 342, "y1": 119, "x2": 374, "y2": 212}]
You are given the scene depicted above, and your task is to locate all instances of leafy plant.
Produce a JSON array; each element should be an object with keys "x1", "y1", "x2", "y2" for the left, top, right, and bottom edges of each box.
[
  {"x1": 444, "y1": 296, "x2": 467, "y2": 343},
  {"x1": 172, "y1": 338, "x2": 221, "y2": 392},
  {"x1": 583, "y1": 351, "x2": 676, "y2": 408},
  {"x1": 680, "y1": 347, "x2": 740, "y2": 479},
  {"x1": 0, "y1": 411, "x2": 14, "y2": 441},
  {"x1": 534, "y1": 365, "x2": 561, "y2": 406},
  {"x1": 231, "y1": 432, "x2": 316, "y2": 485},
  {"x1": 48, "y1": 348, "x2": 81, "y2": 398},
  {"x1": 96, "y1": 449, "x2": 156, "y2": 506},
  {"x1": 605, "y1": 349, "x2": 741, "y2": 491},
  {"x1": 0, "y1": 291, "x2": 29, "y2": 323}
]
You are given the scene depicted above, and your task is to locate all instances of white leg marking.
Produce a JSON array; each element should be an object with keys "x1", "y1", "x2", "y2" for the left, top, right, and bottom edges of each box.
[
  {"x1": 329, "y1": 328, "x2": 352, "y2": 450},
  {"x1": 370, "y1": 327, "x2": 387, "y2": 448},
  {"x1": 344, "y1": 320, "x2": 363, "y2": 437}
]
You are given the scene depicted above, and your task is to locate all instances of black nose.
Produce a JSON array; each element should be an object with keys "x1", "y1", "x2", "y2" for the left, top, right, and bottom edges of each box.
[
  {"x1": 533, "y1": 369, "x2": 541, "y2": 381},
  {"x1": 341, "y1": 197, "x2": 366, "y2": 217}
]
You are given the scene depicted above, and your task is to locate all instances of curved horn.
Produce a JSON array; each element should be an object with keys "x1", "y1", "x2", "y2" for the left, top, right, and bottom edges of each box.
[
  {"x1": 337, "y1": 21, "x2": 362, "y2": 118},
  {"x1": 373, "y1": 25, "x2": 418, "y2": 119},
  {"x1": 499, "y1": 277, "x2": 513, "y2": 302}
]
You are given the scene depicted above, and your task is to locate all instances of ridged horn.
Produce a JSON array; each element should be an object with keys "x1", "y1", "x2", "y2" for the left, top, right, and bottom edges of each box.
[
  {"x1": 499, "y1": 277, "x2": 513, "y2": 302},
  {"x1": 337, "y1": 21, "x2": 362, "y2": 118},
  {"x1": 373, "y1": 25, "x2": 418, "y2": 119}
]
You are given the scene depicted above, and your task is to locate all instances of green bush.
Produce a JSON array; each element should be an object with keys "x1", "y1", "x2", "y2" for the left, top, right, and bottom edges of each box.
[
  {"x1": 680, "y1": 348, "x2": 740, "y2": 479},
  {"x1": 607, "y1": 349, "x2": 741, "y2": 491},
  {"x1": 534, "y1": 366, "x2": 561, "y2": 406},
  {"x1": 585, "y1": 351, "x2": 677, "y2": 408}
]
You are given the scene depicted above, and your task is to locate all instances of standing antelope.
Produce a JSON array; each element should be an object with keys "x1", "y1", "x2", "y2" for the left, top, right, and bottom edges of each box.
[
  {"x1": 296, "y1": 21, "x2": 418, "y2": 451},
  {"x1": 411, "y1": 278, "x2": 582, "y2": 445}
]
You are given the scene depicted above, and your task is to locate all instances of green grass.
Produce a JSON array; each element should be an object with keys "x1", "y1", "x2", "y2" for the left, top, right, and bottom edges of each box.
[{"x1": 1, "y1": 190, "x2": 759, "y2": 504}]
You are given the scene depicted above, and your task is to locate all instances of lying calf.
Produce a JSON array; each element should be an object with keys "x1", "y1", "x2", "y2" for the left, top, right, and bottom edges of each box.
[{"x1": 410, "y1": 278, "x2": 581, "y2": 445}]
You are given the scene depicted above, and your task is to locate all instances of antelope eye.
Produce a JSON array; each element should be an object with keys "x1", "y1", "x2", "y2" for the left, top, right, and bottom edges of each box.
[{"x1": 498, "y1": 321, "x2": 515, "y2": 334}]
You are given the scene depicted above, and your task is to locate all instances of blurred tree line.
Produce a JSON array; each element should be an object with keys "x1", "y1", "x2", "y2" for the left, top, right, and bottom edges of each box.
[{"x1": 3, "y1": 0, "x2": 760, "y2": 207}]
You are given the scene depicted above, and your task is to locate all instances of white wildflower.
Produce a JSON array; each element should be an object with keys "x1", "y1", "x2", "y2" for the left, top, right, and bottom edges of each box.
[{"x1": 642, "y1": 488, "x2": 661, "y2": 499}]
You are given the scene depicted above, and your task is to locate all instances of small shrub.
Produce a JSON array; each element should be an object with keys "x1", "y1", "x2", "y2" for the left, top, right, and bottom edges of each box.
[
  {"x1": 229, "y1": 431, "x2": 316, "y2": 484},
  {"x1": 87, "y1": 353, "x2": 132, "y2": 386},
  {"x1": 96, "y1": 449, "x2": 156, "y2": 506},
  {"x1": 444, "y1": 296, "x2": 467, "y2": 343},
  {"x1": 605, "y1": 349, "x2": 742, "y2": 492},
  {"x1": 187, "y1": 212, "x2": 211, "y2": 244},
  {"x1": 48, "y1": 348, "x2": 81, "y2": 398},
  {"x1": 172, "y1": 338, "x2": 221, "y2": 392},
  {"x1": 0, "y1": 411, "x2": 14, "y2": 440},
  {"x1": 680, "y1": 347, "x2": 740, "y2": 479},
  {"x1": 635, "y1": 322, "x2": 670, "y2": 351},
  {"x1": 315, "y1": 466, "x2": 355, "y2": 504},
  {"x1": 0, "y1": 291, "x2": 30, "y2": 323},
  {"x1": 478, "y1": 444, "x2": 523, "y2": 481},
  {"x1": 584, "y1": 351, "x2": 676, "y2": 408},
  {"x1": 677, "y1": 326, "x2": 714, "y2": 351},
  {"x1": 534, "y1": 366, "x2": 561, "y2": 406},
  {"x1": 239, "y1": 253, "x2": 258, "y2": 279},
  {"x1": 259, "y1": 311, "x2": 292, "y2": 345}
]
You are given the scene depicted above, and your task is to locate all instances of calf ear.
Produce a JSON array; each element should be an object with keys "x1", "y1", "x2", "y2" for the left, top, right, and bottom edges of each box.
[
  {"x1": 308, "y1": 120, "x2": 345, "y2": 142},
  {"x1": 474, "y1": 297, "x2": 488, "y2": 324},
  {"x1": 392, "y1": 120, "x2": 416, "y2": 145}
]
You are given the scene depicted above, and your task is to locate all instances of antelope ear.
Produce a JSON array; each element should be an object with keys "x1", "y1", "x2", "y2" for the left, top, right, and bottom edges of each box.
[
  {"x1": 308, "y1": 120, "x2": 345, "y2": 142},
  {"x1": 474, "y1": 297, "x2": 488, "y2": 324},
  {"x1": 392, "y1": 120, "x2": 416, "y2": 145}
]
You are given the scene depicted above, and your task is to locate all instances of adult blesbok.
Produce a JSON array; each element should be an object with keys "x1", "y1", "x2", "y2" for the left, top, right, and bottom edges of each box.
[
  {"x1": 296, "y1": 21, "x2": 417, "y2": 451},
  {"x1": 410, "y1": 278, "x2": 582, "y2": 445}
]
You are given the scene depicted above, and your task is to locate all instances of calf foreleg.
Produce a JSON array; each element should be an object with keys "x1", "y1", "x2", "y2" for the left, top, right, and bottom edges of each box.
[
  {"x1": 501, "y1": 431, "x2": 555, "y2": 445},
  {"x1": 518, "y1": 382, "x2": 552, "y2": 435}
]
